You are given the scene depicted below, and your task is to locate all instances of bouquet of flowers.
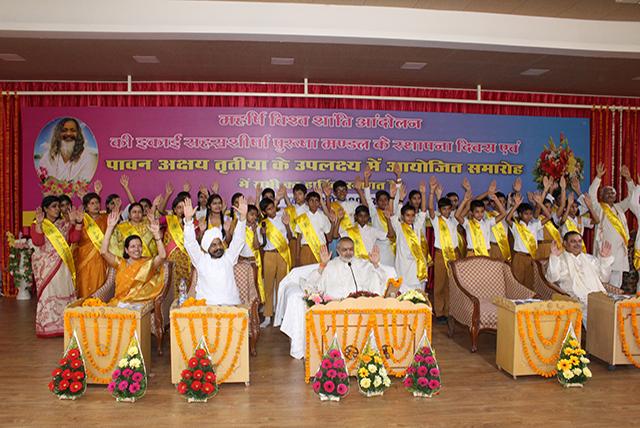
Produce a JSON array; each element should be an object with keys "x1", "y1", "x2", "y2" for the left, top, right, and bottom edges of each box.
[
  {"x1": 177, "y1": 337, "x2": 219, "y2": 402},
  {"x1": 347, "y1": 290, "x2": 379, "y2": 299},
  {"x1": 403, "y1": 331, "x2": 442, "y2": 398},
  {"x1": 385, "y1": 277, "x2": 403, "y2": 297},
  {"x1": 311, "y1": 335, "x2": 350, "y2": 401},
  {"x1": 48, "y1": 331, "x2": 87, "y2": 400},
  {"x1": 108, "y1": 333, "x2": 147, "y2": 402},
  {"x1": 6, "y1": 232, "x2": 34, "y2": 298},
  {"x1": 532, "y1": 133, "x2": 585, "y2": 188},
  {"x1": 38, "y1": 167, "x2": 90, "y2": 197},
  {"x1": 556, "y1": 323, "x2": 591, "y2": 388},
  {"x1": 398, "y1": 289, "x2": 430, "y2": 305},
  {"x1": 303, "y1": 290, "x2": 333, "y2": 307},
  {"x1": 357, "y1": 332, "x2": 391, "y2": 397}
]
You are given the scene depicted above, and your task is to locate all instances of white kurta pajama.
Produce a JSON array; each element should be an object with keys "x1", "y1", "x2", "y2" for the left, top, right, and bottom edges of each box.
[
  {"x1": 546, "y1": 251, "x2": 613, "y2": 323},
  {"x1": 364, "y1": 187, "x2": 395, "y2": 266},
  {"x1": 629, "y1": 185, "x2": 640, "y2": 290},
  {"x1": 184, "y1": 218, "x2": 245, "y2": 305},
  {"x1": 390, "y1": 212, "x2": 428, "y2": 291},
  {"x1": 304, "y1": 257, "x2": 386, "y2": 299},
  {"x1": 589, "y1": 177, "x2": 634, "y2": 287}
]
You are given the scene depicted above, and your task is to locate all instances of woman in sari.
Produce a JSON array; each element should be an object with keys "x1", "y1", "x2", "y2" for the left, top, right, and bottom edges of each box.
[
  {"x1": 74, "y1": 192, "x2": 108, "y2": 298},
  {"x1": 31, "y1": 196, "x2": 83, "y2": 337},
  {"x1": 100, "y1": 208, "x2": 166, "y2": 303},
  {"x1": 108, "y1": 202, "x2": 158, "y2": 259},
  {"x1": 161, "y1": 192, "x2": 194, "y2": 297}
]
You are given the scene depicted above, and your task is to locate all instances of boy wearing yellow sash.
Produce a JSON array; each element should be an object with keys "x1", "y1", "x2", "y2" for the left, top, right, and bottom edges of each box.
[
  {"x1": 258, "y1": 197, "x2": 293, "y2": 327},
  {"x1": 390, "y1": 202, "x2": 428, "y2": 292},
  {"x1": 322, "y1": 179, "x2": 359, "y2": 232},
  {"x1": 558, "y1": 192, "x2": 597, "y2": 252},
  {"x1": 486, "y1": 191, "x2": 512, "y2": 261},
  {"x1": 338, "y1": 205, "x2": 393, "y2": 261},
  {"x1": 294, "y1": 191, "x2": 332, "y2": 266},
  {"x1": 588, "y1": 163, "x2": 635, "y2": 288},
  {"x1": 283, "y1": 183, "x2": 309, "y2": 267}
]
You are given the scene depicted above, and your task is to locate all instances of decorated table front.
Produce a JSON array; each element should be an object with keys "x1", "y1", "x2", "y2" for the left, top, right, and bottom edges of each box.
[
  {"x1": 587, "y1": 293, "x2": 640, "y2": 368},
  {"x1": 64, "y1": 301, "x2": 151, "y2": 384},
  {"x1": 494, "y1": 297, "x2": 582, "y2": 378},
  {"x1": 170, "y1": 305, "x2": 249, "y2": 385},
  {"x1": 304, "y1": 296, "x2": 432, "y2": 382}
]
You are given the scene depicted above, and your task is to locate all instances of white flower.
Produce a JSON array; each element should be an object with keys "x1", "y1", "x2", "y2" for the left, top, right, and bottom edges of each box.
[
  {"x1": 563, "y1": 370, "x2": 574, "y2": 380},
  {"x1": 367, "y1": 364, "x2": 377, "y2": 373},
  {"x1": 360, "y1": 378, "x2": 371, "y2": 389},
  {"x1": 383, "y1": 377, "x2": 391, "y2": 387},
  {"x1": 373, "y1": 376, "x2": 382, "y2": 387},
  {"x1": 127, "y1": 346, "x2": 138, "y2": 357},
  {"x1": 580, "y1": 357, "x2": 590, "y2": 364},
  {"x1": 379, "y1": 367, "x2": 387, "y2": 377},
  {"x1": 129, "y1": 358, "x2": 141, "y2": 369},
  {"x1": 572, "y1": 367, "x2": 582, "y2": 376},
  {"x1": 118, "y1": 358, "x2": 128, "y2": 368},
  {"x1": 583, "y1": 367, "x2": 592, "y2": 378}
]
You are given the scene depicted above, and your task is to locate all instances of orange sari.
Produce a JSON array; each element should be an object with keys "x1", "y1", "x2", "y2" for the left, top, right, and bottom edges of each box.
[
  {"x1": 114, "y1": 257, "x2": 166, "y2": 303},
  {"x1": 74, "y1": 214, "x2": 108, "y2": 298}
]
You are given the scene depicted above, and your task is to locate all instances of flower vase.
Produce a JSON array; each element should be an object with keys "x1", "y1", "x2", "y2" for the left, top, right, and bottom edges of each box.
[
  {"x1": 412, "y1": 391, "x2": 433, "y2": 398},
  {"x1": 319, "y1": 393, "x2": 340, "y2": 402},
  {"x1": 362, "y1": 390, "x2": 384, "y2": 397},
  {"x1": 116, "y1": 396, "x2": 137, "y2": 402},
  {"x1": 15, "y1": 255, "x2": 32, "y2": 300},
  {"x1": 187, "y1": 397, "x2": 209, "y2": 403},
  {"x1": 563, "y1": 383, "x2": 584, "y2": 389},
  {"x1": 58, "y1": 394, "x2": 79, "y2": 401}
]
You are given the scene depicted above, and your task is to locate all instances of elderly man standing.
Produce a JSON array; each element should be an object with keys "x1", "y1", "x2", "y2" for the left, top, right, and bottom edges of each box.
[
  {"x1": 305, "y1": 237, "x2": 386, "y2": 299},
  {"x1": 588, "y1": 163, "x2": 635, "y2": 288},
  {"x1": 546, "y1": 232, "x2": 613, "y2": 322}
]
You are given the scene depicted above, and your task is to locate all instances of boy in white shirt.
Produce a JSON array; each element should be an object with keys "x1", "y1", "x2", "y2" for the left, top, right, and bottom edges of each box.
[
  {"x1": 390, "y1": 200, "x2": 428, "y2": 292},
  {"x1": 338, "y1": 205, "x2": 393, "y2": 261},
  {"x1": 294, "y1": 191, "x2": 332, "y2": 266}
]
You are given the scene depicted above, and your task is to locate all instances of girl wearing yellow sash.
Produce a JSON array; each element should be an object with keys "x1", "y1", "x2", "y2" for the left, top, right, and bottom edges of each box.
[
  {"x1": 31, "y1": 196, "x2": 83, "y2": 337},
  {"x1": 108, "y1": 202, "x2": 158, "y2": 258},
  {"x1": 74, "y1": 192, "x2": 108, "y2": 298},
  {"x1": 100, "y1": 207, "x2": 166, "y2": 303},
  {"x1": 161, "y1": 192, "x2": 194, "y2": 298}
]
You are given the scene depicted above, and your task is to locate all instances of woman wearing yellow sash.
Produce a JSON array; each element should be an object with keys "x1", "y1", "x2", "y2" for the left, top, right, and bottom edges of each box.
[
  {"x1": 161, "y1": 192, "x2": 194, "y2": 298},
  {"x1": 100, "y1": 207, "x2": 166, "y2": 303},
  {"x1": 31, "y1": 196, "x2": 83, "y2": 337},
  {"x1": 74, "y1": 192, "x2": 108, "y2": 298},
  {"x1": 108, "y1": 202, "x2": 158, "y2": 258},
  {"x1": 200, "y1": 193, "x2": 231, "y2": 245}
]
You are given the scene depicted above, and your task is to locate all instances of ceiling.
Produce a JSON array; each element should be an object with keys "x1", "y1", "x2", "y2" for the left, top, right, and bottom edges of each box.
[
  {"x1": 1, "y1": 37, "x2": 640, "y2": 96},
  {"x1": 201, "y1": 0, "x2": 640, "y2": 21}
]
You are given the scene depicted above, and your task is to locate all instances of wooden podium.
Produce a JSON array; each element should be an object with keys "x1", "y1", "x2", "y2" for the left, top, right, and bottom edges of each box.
[
  {"x1": 494, "y1": 298, "x2": 582, "y2": 378},
  {"x1": 587, "y1": 293, "x2": 640, "y2": 368},
  {"x1": 304, "y1": 296, "x2": 432, "y2": 382},
  {"x1": 64, "y1": 300, "x2": 152, "y2": 384},
  {"x1": 170, "y1": 305, "x2": 250, "y2": 385}
]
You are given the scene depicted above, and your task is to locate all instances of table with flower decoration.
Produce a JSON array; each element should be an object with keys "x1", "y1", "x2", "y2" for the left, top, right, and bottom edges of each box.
[
  {"x1": 304, "y1": 296, "x2": 432, "y2": 383},
  {"x1": 493, "y1": 297, "x2": 583, "y2": 378}
]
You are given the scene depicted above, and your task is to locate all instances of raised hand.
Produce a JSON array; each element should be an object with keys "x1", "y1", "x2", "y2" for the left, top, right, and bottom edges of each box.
[
  {"x1": 120, "y1": 174, "x2": 130, "y2": 189},
  {"x1": 393, "y1": 162, "x2": 402, "y2": 178},
  {"x1": 107, "y1": 209, "x2": 119, "y2": 229},
  {"x1": 276, "y1": 184, "x2": 287, "y2": 200},
  {"x1": 94, "y1": 180, "x2": 103, "y2": 195},
  {"x1": 321, "y1": 181, "x2": 332, "y2": 198},
  {"x1": 384, "y1": 203, "x2": 394, "y2": 218},
  {"x1": 419, "y1": 179, "x2": 427, "y2": 194},
  {"x1": 399, "y1": 183, "x2": 407, "y2": 200},
  {"x1": 354, "y1": 175, "x2": 363, "y2": 190},
  {"x1": 319, "y1": 245, "x2": 331, "y2": 266},
  {"x1": 567, "y1": 191, "x2": 575, "y2": 206},
  {"x1": 435, "y1": 183, "x2": 443, "y2": 200},
  {"x1": 183, "y1": 197, "x2": 195, "y2": 221},
  {"x1": 570, "y1": 176, "x2": 581, "y2": 194},
  {"x1": 389, "y1": 181, "x2": 397, "y2": 198},
  {"x1": 621, "y1": 165, "x2": 632, "y2": 181},
  {"x1": 583, "y1": 193, "x2": 593, "y2": 208},
  {"x1": 152, "y1": 194, "x2": 163, "y2": 208},
  {"x1": 369, "y1": 245, "x2": 380, "y2": 267},
  {"x1": 328, "y1": 210, "x2": 338, "y2": 225},
  {"x1": 335, "y1": 207, "x2": 345, "y2": 221},
  {"x1": 210, "y1": 181, "x2": 219, "y2": 195},
  {"x1": 550, "y1": 242, "x2": 562, "y2": 257},
  {"x1": 183, "y1": 182, "x2": 191, "y2": 192},
  {"x1": 513, "y1": 177, "x2": 522, "y2": 193},
  {"x1": 148, "y1": 218, "x2": 161, "y2": 238},
  {"x1": 199, "y1": 184, "x2": 208, "y2": 196},
  {"x1": 487, "y1": 179, "x2": 497, "y2": 195},
  {"x1": 462, "y1": 177, "x2": 471, "y2": 192},
  {"x1": 513, "y1": 193, "x2": 523, "y2": 207},
  {"x1": 542, "y1": 176, "x2": 552, "y2": 192},
  {"x1": 429, "y1": 176, "x2": 438, "y2": 193},
  {"x1": 165, "y1": 181, "x2": 174, "y2": 196},
  {"x1": 559, "y1": 176, "x2": 567, "y2": 190},
  {"x1": 600, "y1": 241, "x2": 612, "y2": 258},
  {"x1": 282, "y1": 209, "x2": 290, "y2": 226},
  {"x1": 596, "y1": 162, "x2": 605, "y2": 178},
  {"x1": 255, "y1": 182, "x2": 262, "y2": 197},
  {"x1": 363, "y1": 166, "x2": 372, "y2": 182},
  {"x1": 234, "y1": 195, "x2": 248, "y2": 221}
]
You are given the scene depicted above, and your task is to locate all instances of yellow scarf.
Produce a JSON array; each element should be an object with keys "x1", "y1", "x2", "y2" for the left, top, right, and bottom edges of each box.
[
  {"x1": 513, "y1": 221, "x2": 537, "y2": 258},
  {"x1": 345, "y1": 225, "x2": 369, "y2": 260},
  {"x1": 541, "y1": 216, "x2": 562, "y2": 248},
  {"x1": 565, "y1": 217, "x2": 587, "y2": 253},
  {"x1": 265, "y1": 218, "x2": 292, "y2": 271},
  {"x1": 118, "y1": 222, "x2": 152, "y2": 257},
  {"x1": 600, "y1": 203, "x2": 629, "y2": 246},
  {"x1": 83, "y1": 213, "x2": 104, "y2": 251},
  {"x1": 487, "y1": 212, "x2": 511, "y2": 261},
  {"x1": 420, "y1": 232, "x2": 433, "y2": 266},
  {"x1": 115, "y1": 257, "x2": 165, "y2": 303},
  {"x1": 295, "y1": 213, "x2": 323, "y2": 263},
  {"x1": 468, "y1": 218, "x2": 489, "y2": 256},
  {"x1": 331, "y1": 201, "x2": 354, "y2": 230},
  {"x1": 245, "y1": 227, "x2": 265, "y2": 302},
  {"x1": 438, "y1": 216, "x2": 457, "y2": 269},
  {"x1": 166, "y1": 214, "x2": 186, "y2": 255},
  {"x1": 401, "y1": 222, "x2": 428, "y2": 281},
  {"x1": 42, "y1": 219, "x2": 76, "y2": 285},
  {"x1": 285, "y1": 205, "x2": 299, "y2": 236},
  {"x1": 377, "y1": 208, "x2": 396, "y2": 255},
  {"x1": 634, "y1": 249, "x2": 640, "y2": 271}
]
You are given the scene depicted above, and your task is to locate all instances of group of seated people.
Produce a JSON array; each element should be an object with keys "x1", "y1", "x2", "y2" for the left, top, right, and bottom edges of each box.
[{"x1": 29, "y1": 162, "x2": 640, "y2": 357}]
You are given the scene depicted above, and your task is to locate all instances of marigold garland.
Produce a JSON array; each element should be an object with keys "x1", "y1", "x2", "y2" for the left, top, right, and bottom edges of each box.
[
  {"x1": 82, "y1": 298, "x2": 106, "y2": 307},
  {"x1": 181, "y1": 297, "x2": 207, "y2": 308},
  {"x1": 616, "y1": 302, "x2": 640, "y2": 369}
]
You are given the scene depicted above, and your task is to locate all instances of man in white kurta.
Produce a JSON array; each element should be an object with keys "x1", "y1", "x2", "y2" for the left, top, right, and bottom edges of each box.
[
  {"x1": 588, "y1": 164, "x2": 635, "y2": 287},
  {"x1": 305, "y1": 238, "x2": 386, "y2": 299},
  {"x1": 629, "y1": 184, "x2": 640, "y2": 290},
  {"x1": 546, "y1": 231, "x2": 613, "y2": 323},
  {"x1": 183, "y1": 197, "x2": 247, "y2": 305}
]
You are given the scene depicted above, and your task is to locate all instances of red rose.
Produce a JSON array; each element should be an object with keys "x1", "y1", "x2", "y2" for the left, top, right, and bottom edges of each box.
[
  {"x1": 199, "y1": 359, "x2": 210, "y2": 367},
  {"x1": 205, "y1": 372, "x2": 216, "y2": 383},
  {"x1": 61, "y1": 369, "x2": 72, "y2": 380},
  {"x1": 67, "y1": 349, "x2": 80, "y2": 360},
  {"x1": 69, "y1": 382, "x2": 83, "y2": 393},
  {"x1": 51, "y1": 368, "x2": 62, "y2": 377},
  {"x1": 188, "y1": 358, "x2": 198, "y2": 368},
  {"x1": 58, "y1": 358, "x2": 68, "y2": 366},
  {"x1": 73, "y1": 372, "x2": 85, "y2": 381},
  {"x1": 191, "y1": 381, "x2": 202, "y2": 391},
  {"x1": 195, "y1": 349, "x2": 206, "y2": 359},
  {"x1": 193, "y1": 370, "x2": 204, "y2": 380},
  {"x1": 70, "y1": 359, "x2": 82, "y2": 369},
  {"x1": 181, "y1": 369, "x2": 192, "y2": 380},
  {"x1": 48, "y1": 381, "x2": 55, "y2": 392},
  {"x1": 58, "y1": 380, "x2": 70, "y2": 391},
  {"x1": 202, "y1": 382, "x2": 214, "y2": 394},
  {"x1": 177, "y1": 382, "x2": 188, "y2": 394}
]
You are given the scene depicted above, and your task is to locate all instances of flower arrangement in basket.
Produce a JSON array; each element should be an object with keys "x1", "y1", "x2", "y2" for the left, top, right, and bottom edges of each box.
[
  {"x1": 49, "y1": 331, "x2": 87, "y2": 400},
  {"x1": 6, "y1": 232, "x2": 34, "y2": 298},
  {"x1": 347, "y1": 290, "x2": 379, "y2": 299},
  {"x1": 532, "y1": 133, "x2": 584, "y2": 188},
  {"x1": 303, "y1": 290, "x2": 333, "y2": 307},
  {"x1": 311, "y1": 335, "x2": 349, "y2": 401},
  {"x1": 38, "y1": 167, "x2": 90, "y2": 197},
  {"x1": 398, "y1": 289, "x2": 430, "y2": 305},
  {"x1": 108, "y1": 333, "x2": 147, "y2": 402},
  {"x1": 556, "y1": 323, "x2": 591, "y2": 388},
  {"x1": 403, "y1": 331, "x2": 441, "y2": 398},
  {"x1": 357, "y1": 332, "x2": 391, "y2": 397},
  {"x1": 177, "y1": 337, "x2": 219, "y2": 402}
]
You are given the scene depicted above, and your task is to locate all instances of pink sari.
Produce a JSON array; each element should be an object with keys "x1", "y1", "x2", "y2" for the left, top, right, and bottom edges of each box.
[{"x1": 31, "y1": 220, "x2": 80, "y2": 338}]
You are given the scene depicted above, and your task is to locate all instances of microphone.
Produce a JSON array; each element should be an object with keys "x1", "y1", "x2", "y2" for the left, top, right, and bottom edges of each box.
[{"x1": 347, "y1": 261, "x2": 358, "y2": 293}]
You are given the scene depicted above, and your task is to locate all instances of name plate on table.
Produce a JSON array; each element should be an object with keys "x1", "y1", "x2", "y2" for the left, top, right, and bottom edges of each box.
[
  {"x1": 304, "y1": 296, "x2": 432, "y2": 382},
  {"x1": 64, "y1": 300, "x2": 152, "y2": 384},
  {"x1": 170, "y1": 305, "x2": 250, "y2": 385},
  {"x1": 493, "y1": 297, "x2": 582, "y2": 378}
]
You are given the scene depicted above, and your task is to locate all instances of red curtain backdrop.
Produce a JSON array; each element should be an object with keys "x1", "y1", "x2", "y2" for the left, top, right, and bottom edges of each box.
[{"x1": 0, "y1": 81, "x2": 639, "y2": 295}]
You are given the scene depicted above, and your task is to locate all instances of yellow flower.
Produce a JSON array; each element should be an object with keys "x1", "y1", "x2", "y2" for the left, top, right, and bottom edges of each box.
[
  {"x1": 358, "y1": 367, "x2": 369, "y2": 378},
  {"x1": 569, "y1": 339, "x2": 579, "y2": 348},
  {"x1": 557, "y1": 359, "x2": 572, "y2": 371},
  {"x1": 374, "y1": 356, "x2": 383, "y2": 365},
  {"x1": 569, "y1": 356, "x2": 580, "y2": 366},
  {"x1": 127, "y1": 346, "x2": 139, "y2": 357},
  {"x1": 576, "y1": 349, "x2": 586, "y2": 356},
  {"x1": 563, "y1": 347, "x2": 573, "y2": 356}
]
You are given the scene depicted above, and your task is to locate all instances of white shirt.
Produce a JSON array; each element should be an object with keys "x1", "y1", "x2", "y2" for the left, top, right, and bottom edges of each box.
[
  {"x1": 333, "y1": 199, "x2": 359, "y2": 224},
  {"x1": 195, "y1": 207, "x2": 207, "y2": 222},
  {"x1": 390, "y1": 212, "x2": 428, "y2": 289},
  {"x1": 294, "y1": 210, "x2": 331, "y2": 246},
  {"x1": 485, "y1": 211, "x2": 507, "y2": 244},
  {"x1": 510, "y1": 219, "x2": 543, "y2": 254},
  {"x1": 258, "y1": 213, "x2": 289, "y2": 250},
  {"x1": 463, "y1": 217, "x2": 495, "y2": 251},
  {"x1": 559, "y1": 215, "x2": 593, "y2": 238},
  {"x1": 430, "y1": 213, "x2": 459, "y2": 250},
  {"x1": 291, "y1": 203, "x2": 308, "y2": 216},
  {"x1": 305, "y1": 257, "x2": 386, "y2": 299},
  {"x1": 38, "y1": 147, "x2": 98, "y2": 182},
  {"x1": 364, "y1": 187, "x2": 395, "y2": 267},
  {"x1": 184, "y1": 219, "x2": 244, "y2": 305},
  {"x1": 339, "y1": 223, "x2": 387, "y2": 255},
  {"x1": 629, "y1": 185, "x2": 640, "y2": 251}
]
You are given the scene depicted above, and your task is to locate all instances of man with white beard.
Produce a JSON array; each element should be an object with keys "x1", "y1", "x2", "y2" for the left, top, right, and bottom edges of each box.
[{"x1": 38, "y1": 117, "x2": 98, "y2": 182}]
